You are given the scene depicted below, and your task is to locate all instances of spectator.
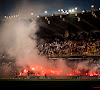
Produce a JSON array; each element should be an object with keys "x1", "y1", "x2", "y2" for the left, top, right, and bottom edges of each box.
[{"x1": 37, "y1": 32, "x2": 100, "y2": 57}]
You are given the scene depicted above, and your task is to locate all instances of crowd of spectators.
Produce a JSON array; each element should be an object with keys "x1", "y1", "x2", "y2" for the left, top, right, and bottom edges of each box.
[{"x1": 37, "y1": 32, "x2": 100, "y2": 57}]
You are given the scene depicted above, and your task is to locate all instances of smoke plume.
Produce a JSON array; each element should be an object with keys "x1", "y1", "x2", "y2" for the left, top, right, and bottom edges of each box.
[
  {"x1": 0, "y1": 1, "x2": 69, "y2": 76},
  {"x1": 0, "y1": 1, "x2": 100, "y2": 77}
]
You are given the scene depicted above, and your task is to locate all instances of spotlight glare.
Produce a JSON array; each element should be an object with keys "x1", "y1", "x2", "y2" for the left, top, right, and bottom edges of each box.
[
  {"x1": 69, "y1": 9, "x2": 72, "y2": 12},
  {"x1": 91, "y1": 5, "x2": 94, "y2": 8},
  {"x1": 61, "y1": 9, "x2": 63, "y2": 12},
  {"x1": 75, "y1": 7, "x2": 77, "y2": 10},
  {"x1": 72, "y1": 9, "x2": 75, "y2": 12},
  {"x1": 82, "y1": 10, "x2": 85, "y2": 13},
  {"x1": 58, "y1": 9, "x2": 61, "y2": 12},
  {"x1": 45, "y1": 11, "x2": 47, "y2": 14}
]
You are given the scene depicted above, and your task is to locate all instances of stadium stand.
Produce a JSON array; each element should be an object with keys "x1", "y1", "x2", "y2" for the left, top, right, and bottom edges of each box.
[{"x1": 36, "y1": 10, "x2": 100, "y2": 57}]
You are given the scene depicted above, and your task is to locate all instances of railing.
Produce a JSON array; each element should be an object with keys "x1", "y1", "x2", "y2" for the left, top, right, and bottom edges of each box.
[{"x1": 44, "y1": 52, "x2": 100, "y2": 58}]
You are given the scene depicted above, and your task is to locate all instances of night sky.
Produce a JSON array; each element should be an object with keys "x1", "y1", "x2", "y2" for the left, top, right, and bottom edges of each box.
[{"x1": 0, "y1": 0, "x2": 100, "y2": 16}]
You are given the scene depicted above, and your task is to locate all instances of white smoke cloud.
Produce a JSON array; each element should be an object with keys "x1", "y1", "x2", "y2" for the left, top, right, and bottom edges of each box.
[
  {"x1": 0, "y1": 1, "x2": 65, "y2": 75},
  {"x1": 0, "y1": 12, "x2": 72, "y2": 76},
  {"x1": 0, "y1": 1, "x2": 100, "y2": 77}
]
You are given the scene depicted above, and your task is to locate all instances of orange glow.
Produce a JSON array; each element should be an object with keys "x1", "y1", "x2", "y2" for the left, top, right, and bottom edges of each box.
[
  {"x1": 24, "y1": 69, "x2": 27, "y2": 72},
  {"x1": 87, "y1": 51, "x2": 89, "y2": 54},
  {"x1": 67, "y1": 73, "x2": 72, "y2": 76},
  {"x1": 19, "y1": 72, "x2": 22, "y2": 76},
  {"x1": 32, "y1": 68, "x2": 35, "y2": 70},
  {"x1": 69, "y1": 74, "x2": 72, "y2": 76},
  {"x1": 91, "y1": 5, "x2": 94, "y2": 8},
  {"x1": 20, "y1": 65, "x2": 98, "y2": 76},
  {"x1": 85, "y1": 73, "x2": 88, "y2": 75},
  {"x1": 93, "y1": 73, "x2": 98, "y2": 76},
  {"x1": 89, "y1": 73, "x2": 98, "y2": 76},
  {"x1": 90, "y1": 74, "x2": 93, "y2": 76}
]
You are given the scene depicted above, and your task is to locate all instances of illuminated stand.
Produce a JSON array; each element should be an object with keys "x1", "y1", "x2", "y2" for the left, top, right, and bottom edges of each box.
[{"x1": 91, "y1": 5, "x2": 97, "y2": 18}]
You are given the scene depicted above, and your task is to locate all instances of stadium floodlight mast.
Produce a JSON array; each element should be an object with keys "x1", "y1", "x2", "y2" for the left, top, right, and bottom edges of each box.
[
  {"x1": 75, "y1": 7, "x2": 77, "y2": 13},
  {"x1": 75, "y1": 7, "x2": 77, "y2": 16},
  {"x1": 91, "y1": 5, "x2": 94, "y2": 8},
  {"x1": 61, "y1": 9, "x2": 63, "y2": 12},
  {"x1": 5, "y1": 16, "x2": 7, "y2": 18},
  {"x1": 66, "y1": 12, "x2": 69, "y2": 14},
  {"x1": 61, "y1": 9, "x2": 65, "y2": 14},
  {"x1": 75, "y1": 7, "x2": 77, "y2": 10},
  {"x1": 58, "y1": 9, "x2": 60, "y2": 12},
  {"x1": 69, "y1": 9, "x2": 72, "y2": 12},
  {"x1": 72, "y1": 9, "x2": 75, "y2": 12},
  {"x1": 82, "y1": 10, "x2": 85, "y2": 13},
  {"x1": 45, "y1": 11, "x2": 47, "y2": 14},
  {"x1": 58, "y1": 9, "x2": 62, "y2": 14},
  {"x1": 65, "y1": 10, "x2": 69, "y2": 14},
  {"x1": 65, "y1": 10, "x2": 67, "y2": 12}
]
